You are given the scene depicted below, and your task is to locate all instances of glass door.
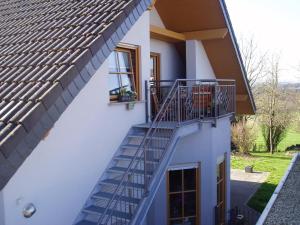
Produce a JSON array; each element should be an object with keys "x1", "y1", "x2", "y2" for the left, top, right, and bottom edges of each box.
[{"x1": 167, "y1": 167, "x2": 200, "y2": 225}]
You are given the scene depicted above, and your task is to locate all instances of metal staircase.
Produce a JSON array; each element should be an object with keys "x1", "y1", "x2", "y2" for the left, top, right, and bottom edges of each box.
[{"x1": 74, "y1": 79, "x2": 235, "y2": 225}]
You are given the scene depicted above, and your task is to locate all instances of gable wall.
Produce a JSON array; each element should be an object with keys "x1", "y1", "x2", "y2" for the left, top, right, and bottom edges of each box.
[
  {"x1": 150, "y1": 8, "x2": 185, "y2": 80},
  {"x1": 150, "y1": 8, "x2": 165, "y2": 28},
  {"x1": 0, "y1": 11, "x2": 151, "y2": 225},
  {"x1": 0, "y1": 192, "x2": 4, "y2": 225}
]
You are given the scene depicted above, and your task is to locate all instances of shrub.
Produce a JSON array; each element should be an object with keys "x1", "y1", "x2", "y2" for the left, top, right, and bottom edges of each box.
[{"x1": 232, "y1": 122, "x2": 257, "y2": 154}]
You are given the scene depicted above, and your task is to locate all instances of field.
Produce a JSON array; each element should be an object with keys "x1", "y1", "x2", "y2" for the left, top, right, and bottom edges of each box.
[
  {"x1": 231, "y1": 152, "x2": 293, "y2": 212},
  {"x1": 255, "y1": 124, "x2": 300, "y2": 152}
]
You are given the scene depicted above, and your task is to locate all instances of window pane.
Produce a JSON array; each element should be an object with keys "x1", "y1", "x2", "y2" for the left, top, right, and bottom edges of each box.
[
  {"x1": 170, "y1": 193, "x2": 182, "y2": 218},
  {"x1": 184, "y1": 169, "x2": 196, "y2": 190},
  {"x1": 169, "y1": 170, "x2": 182, "y2": 192},
  {"x1": 184, "y1": 192, "x2": 196, "y2": 217},
  {"x1": 108, "y1": 74, "x2": 120, "y2": 97},
  {"x1": 170, "y1": 219, "x2": 183, "y2": 225},
  {"x1": 150, "y1": 56, "x2": 155, "y2": 80},
  {"x1": 183, "y1": 217, "x2": 196, "y2": 225},
  {"x1": 118, "y1": 51, "x2": 131, "y2": 72},
  {"x1": 120, "y1": 74, "x2": 134, "y2": 92},
  {"x1": 109, "y1": 52, "x2": 118, "y2": 73}
]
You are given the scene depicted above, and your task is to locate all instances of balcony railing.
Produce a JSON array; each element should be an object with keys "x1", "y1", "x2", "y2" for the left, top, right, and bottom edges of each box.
[{"x1": 148, "y1": 79, "x2": 236, "y2": 123}]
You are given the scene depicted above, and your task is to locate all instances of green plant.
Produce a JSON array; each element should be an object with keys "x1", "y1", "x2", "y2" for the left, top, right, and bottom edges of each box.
[
  {"x1": 231, "y1": 121, "x2": 257, "y2": 154},
  {"x1": 118, "y1": 88, "x2": 137, "y2": 102}
]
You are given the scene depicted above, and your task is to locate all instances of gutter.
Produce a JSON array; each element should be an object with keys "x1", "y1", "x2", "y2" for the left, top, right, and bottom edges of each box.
[
  {"x1": 256, "y1": 153, "x2": 300, "y2": 225},
  {"x1": 218, "y1": 0, "x2": 257, "y2": 114}
]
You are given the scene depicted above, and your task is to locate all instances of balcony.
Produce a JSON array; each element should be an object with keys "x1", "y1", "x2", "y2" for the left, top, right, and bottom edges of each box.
[{"x1": 147, "y1": 79, "x2": 236, "y2": 124}]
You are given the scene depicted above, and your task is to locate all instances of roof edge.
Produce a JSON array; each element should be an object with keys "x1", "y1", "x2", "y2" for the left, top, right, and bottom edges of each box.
[{"x1": 219, "y1": 0, "x2": 256, "y2": 114}]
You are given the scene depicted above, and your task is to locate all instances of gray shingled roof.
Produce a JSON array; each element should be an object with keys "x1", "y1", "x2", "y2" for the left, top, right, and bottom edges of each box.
[{"x1": 0, "y1": 0, "x2": 151, "y2": 189}]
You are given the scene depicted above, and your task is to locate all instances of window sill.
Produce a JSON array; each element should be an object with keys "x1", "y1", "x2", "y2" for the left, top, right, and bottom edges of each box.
[{"x1": 108, "y1": 100, "x2": 146, "y2": 106}]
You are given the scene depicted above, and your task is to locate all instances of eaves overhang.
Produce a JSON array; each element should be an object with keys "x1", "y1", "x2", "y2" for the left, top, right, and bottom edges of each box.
[{"x1": 154, "y1": 0, "x2": 256, "y2": 115}]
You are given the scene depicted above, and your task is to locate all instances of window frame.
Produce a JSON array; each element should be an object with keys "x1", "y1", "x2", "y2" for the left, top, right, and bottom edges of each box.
[
  {"x1": 216, "y1": 155, "x2": 226, "y2": 225},
  {"x1": 150, "y1": 52, "x2": 161, "y2": 81},
  {"x1": 108, "y1": 43, "x2": 141, "y2": 102},
  {"x1": 166, "y1": 166, "x2": 200, "y2": 225}
]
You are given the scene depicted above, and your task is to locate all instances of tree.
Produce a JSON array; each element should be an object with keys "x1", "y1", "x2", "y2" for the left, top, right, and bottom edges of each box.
[
  {"x1": 256, "y1": 56, "x2": 294, "y2": 153},
  {"x1": 239, "y1": 36, "x2": 267, "y2": 90},
  {"x1": 235, "y1": 36, "x2": 267, "y2": 123}
]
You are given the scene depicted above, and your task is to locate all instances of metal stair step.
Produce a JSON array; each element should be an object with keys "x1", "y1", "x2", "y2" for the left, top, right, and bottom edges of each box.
[
  {"x1": 121, "y1": 144, "x2": 164, "y2": 151},
  {"x1": 114, "y1": 154, "x2": 160, "y2": 163},
  {"x1": 133, "y1": 122, "x2": 177, "y2": 129},
  {"x1": 92, "y1": 191, "x2": 140, "y2": 204},
  {"x1": 84, "y1": 205, "x2": 132, "y2": 220},
  {"x1": 127, "y1": 134, "x2": 170, "y2": 141},
  {"x1": 100, "y1": 178, "x2": 145, "y2": 189},
  {"x1": 108, "y1": 166, "x2": 153, "y2": 175},
  {"x1": 75, "y1": 220, "x2": 98, "y2": 225}
]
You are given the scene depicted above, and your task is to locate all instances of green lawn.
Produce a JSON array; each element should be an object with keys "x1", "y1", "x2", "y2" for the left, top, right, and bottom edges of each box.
[
  {"x1": 255, "y1": 128, "x2": 300, "y2": 152},
  {"x1": 231, "y1": 152, "x2": 293, "y2": 212}
]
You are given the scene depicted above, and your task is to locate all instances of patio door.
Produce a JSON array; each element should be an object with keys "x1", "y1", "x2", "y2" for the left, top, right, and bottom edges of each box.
[{"x1": 167, "y1": 167, "x2": 200, "y2": 225}]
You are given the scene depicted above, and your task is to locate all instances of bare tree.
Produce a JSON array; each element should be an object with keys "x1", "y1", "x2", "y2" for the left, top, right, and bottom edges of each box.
[
  {"x1": 256, "y1": 55, "x2": 294, "y2": 153},
  {"x1": 239, "y1": 36, "x2": 267, "y2": 89}
]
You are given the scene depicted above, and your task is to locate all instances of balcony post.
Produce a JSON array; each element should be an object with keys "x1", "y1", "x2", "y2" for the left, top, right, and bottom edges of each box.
[
  {"x1": 145, "y1": 80, "x2": 149, "y2": 123},
  {"x1": 177, "y1": 85, "x2": 181, "y2": 124}
]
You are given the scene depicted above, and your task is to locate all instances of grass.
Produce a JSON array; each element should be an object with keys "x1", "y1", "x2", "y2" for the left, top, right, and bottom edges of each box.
[
  {"x1": 231, "y1": 152, "x2": 293, "y2": 212},
  {"x1": 255, "y1": 128, "x2": 300, "y2": 152}
]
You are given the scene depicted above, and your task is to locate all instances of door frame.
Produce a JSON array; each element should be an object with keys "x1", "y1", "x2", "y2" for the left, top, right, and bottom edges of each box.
[{"x1": 166, "y1": 163, "x2": 201, "y2": 225}]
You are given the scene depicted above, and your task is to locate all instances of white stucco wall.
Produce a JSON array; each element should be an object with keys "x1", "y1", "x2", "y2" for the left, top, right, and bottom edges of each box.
[
  {"x1": 0, "y1": 192, "x2": 4, "y2": 225},
  {"x1": 186, "y1": 40, "x2": 216, "y2": 80},
  {"x1": 150, "y1": 8, "x2": 185, "y2": 81},
  {"x1": 0, "y1": 11, "x2": 150, "y2": 225},
  {"x1": 150, "y1": 39, "x2": 185, "y2": 80},
  {"x1": 146, "y1": 117, "x2": 231, "y2": 225},
  {"x1": 150, "y1": 8, "x2": 165, "y2": 28}
]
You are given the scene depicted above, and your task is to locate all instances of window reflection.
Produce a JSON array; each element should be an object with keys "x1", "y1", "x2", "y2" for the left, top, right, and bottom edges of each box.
[{"x1": 108, "y1": 47, "x2": 138, "y2": 101}]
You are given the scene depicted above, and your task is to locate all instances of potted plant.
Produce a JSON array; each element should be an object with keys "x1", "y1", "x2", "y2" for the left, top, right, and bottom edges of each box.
[{"x1": 118, "y1": 88, "x2": 137, "y2": 102}]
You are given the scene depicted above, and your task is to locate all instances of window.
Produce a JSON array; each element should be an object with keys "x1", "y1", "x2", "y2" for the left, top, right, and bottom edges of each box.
[
  {"x1": 167, "y1": 168, "x2": 199, "y2": 225},
  {"x1": 216, "y1": 159, "x2": 226, "y2": 225},
  {"x1": 108, "y1": 45, "x2": 140, "y2": 102},
  {"x1": 150, "y1": 52, "x2": 160, "y2": 81},
  {"x1": 150, "y1": 52, "x2": 161, "y2": 118}
]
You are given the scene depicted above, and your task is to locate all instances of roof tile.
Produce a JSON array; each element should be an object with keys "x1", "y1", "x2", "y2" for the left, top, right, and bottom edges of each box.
[{"x1": 0, "y1": 0, "x2": 151, "y2": 189}]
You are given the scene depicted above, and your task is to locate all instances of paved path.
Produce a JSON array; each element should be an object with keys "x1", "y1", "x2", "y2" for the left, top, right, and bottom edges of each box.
[{"x1": 231, "y1": 169, "x2": 269, "y2": 225}]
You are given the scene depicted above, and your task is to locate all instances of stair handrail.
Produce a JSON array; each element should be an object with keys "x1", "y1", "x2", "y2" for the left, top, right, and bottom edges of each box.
[
  {"x1": 97, "y1": 79, "x2": 236, "y2": 225},
  {"x1": 97, "y1": 79, "x2": 181, "y2": 225}
]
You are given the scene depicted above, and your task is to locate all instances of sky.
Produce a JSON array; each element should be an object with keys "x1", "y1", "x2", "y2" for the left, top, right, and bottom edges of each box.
[{"x1": 225, "y1": 0, "x2": 300, "y2": 82}]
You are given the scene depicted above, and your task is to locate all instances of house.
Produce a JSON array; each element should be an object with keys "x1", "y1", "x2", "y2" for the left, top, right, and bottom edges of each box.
[{"x1": 0, "y1": 0, "x2": 255, "y2": 225}]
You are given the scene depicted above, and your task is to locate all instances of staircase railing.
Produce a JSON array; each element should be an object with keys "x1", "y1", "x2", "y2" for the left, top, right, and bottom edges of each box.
[{"x1": 97, "y1": 79, "x2": 235, "y2": 225}]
